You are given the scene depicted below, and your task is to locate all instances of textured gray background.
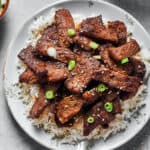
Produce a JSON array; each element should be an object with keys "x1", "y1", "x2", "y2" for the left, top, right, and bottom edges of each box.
[{"x1": 0, "y1": 0, "x2": 150, "y2": 150}]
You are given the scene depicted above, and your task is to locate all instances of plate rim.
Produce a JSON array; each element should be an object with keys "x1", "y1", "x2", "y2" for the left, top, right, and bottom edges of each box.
[{"x1": 3, "y1": 0, "x2": 150, "y2": 150}]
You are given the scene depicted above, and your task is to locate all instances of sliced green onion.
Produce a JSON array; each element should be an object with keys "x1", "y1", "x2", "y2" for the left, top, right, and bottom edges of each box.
[
  {"x1": 104, "y1": 102, "x2": 113, "y2": 112},
  {"x1": 68, "y1": 60, "x2": 76, "y2": 71},
  {"x1": 121, "y1": 58, "x2": 129, "y2": 64},
  {"x1": 87, "y1": 116, "x2": 95, "y2": 124},
  {"x1": 68, "y1": 28, "x2": 75, "y2": 37},
  {"x1": 45, "y1": 90, "x2": 55, "y2": 100},
  {"x1": 96, "y1": 83, "x2": 108, "y2": 92},
  {"x1": 93, "y1": 55, "x2": 101, "y2": 60},
  {"x1": 89, "y1": 41, "x2": 99, "y2": 49}
]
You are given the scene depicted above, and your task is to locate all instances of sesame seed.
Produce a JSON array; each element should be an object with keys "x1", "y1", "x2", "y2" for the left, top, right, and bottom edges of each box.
[
  {"x1": 102, "y1": 118, "x2": 105, "y2": 122},
  {"x1": 97, "y1": 108, "x2": 100, "y2": 111},
  {"x1": 91, "y1": 93, "x2": 95, "y2": 96},
  {"x1": 117, "y1": 91, "x2": 120, "y2": 95},
  {"x1": 108, "y1": 90, "x2": 112, "y2": 94},
  {"x1": 101, "y1": 71, "x2": 104, "y2": 74},
  {"x1": 120, "y1": 87, "x2": 123, "y2": 90},
  {"x1": 97, "y1": 114, "x2": 100, "y2": 117},
  {"x1": 140, "y1": 81, "x2": 143, "y2": 84}
]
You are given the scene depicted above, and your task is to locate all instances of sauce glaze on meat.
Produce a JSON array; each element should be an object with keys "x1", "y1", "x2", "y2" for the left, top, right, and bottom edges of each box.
[{"x1": 18, "y1": 8, "x2": 146, "y2": 136}]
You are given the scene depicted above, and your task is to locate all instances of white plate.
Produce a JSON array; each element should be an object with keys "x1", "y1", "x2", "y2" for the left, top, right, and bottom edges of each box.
[{"x1": 4, "y1": 0, "x2": 150, "y2": 150}]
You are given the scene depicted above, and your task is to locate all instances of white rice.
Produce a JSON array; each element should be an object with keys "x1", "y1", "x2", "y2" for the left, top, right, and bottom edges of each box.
[{"x1": 15, "y1": 8, "x2": 150, "y2": 143}]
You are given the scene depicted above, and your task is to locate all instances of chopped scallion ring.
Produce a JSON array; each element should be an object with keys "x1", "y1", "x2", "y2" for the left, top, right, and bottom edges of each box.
[
  {"x1": 68, "y1": 28, "x2": 75, "y2": 37},
  {"x1": 121, "y1": 58, "x2": 129, "y2": 64},
  {"x1": 96, "y1": 83, "x2": 108, "y2": 92},
  {"x1": 104, "y1": 102, "x2": 113, "y2": 112},
  {"x1": 45, "y1": 90, "x2": 55, "y2": 100},
  {"x1": 87, "y1": 116, "x2": 95, "y2": 124},
  {"x1": 89, "y1": 41, "x2": 99, "y2": 49},
  {"x1": 68, "y1": 60, "x2": 76, "y2": 71}
]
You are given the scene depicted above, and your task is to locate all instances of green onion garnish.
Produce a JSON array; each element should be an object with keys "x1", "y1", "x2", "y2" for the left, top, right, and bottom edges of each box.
[
  {"x1": 68, "y1": 60, "x2": 76, "y2": 71},
  {"x1": 87, "y1": 116, "x2": 95, "y2": 124},
  {"x1": 104, "y1": 102, "x2": 113, "y2": 112},
  {"x1": 89, "y1": 41, "x2": 99, "y2": 49},
  {"x1": 45, "y1": 90, "x2": 55, "y2": 100},
  {"x1": 96, "y1": 83, "x2": 108, "y2": 92},
  {"x1": 68, "y1": 28, "x2": 75, "y2": 37},
  {"x1": 121, "y1": 58, "x2": 129, "y2": 64}
]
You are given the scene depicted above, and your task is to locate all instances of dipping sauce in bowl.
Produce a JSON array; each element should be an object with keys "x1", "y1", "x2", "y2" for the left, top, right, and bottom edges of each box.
[{"x1": 0, "y1": 0, "x2": 9, "y2": 19}]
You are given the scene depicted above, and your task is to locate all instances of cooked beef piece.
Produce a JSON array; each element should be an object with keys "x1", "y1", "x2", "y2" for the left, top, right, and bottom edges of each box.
[
  {"x1": 37, "y1": 24, "x2": 58, "y2": 46},
  {"x1": 129, "y1": 57, "x2": 146, "y2": 81},
  {"x1": 83, "y1": 96, "x2": 122, "y2": 136},
  {"x1": 103, "y1": 89, "x2": 119, "y2": 102},
  {"x1": 19, "y1": 69, "x2": 38, "y2": 84},
  {"x1": 79, "y1": 16, "x2": 118, "y2": 43},
  {"x1": 82, "y1": 88, "x2": 119, "y2": 105},
  {"x1": 56, "y1": 95, "x2": 83, "y2": 124},
  {"x1": 108, "y1": 39, "x2": 140, "y2": 61},
  {"x1": 100, "y1": 46, "x2": 145, "y2": 79},
  {"x1": 119, "y1": 61, "x2": 134, "y2": 75},
  {"x1": 119, "y1": 91, "x2": 136, "y2": 101},
  {"x1": 35, "y1": 24, "x2": 57, "y2": 56},
  {"x1": 65, "y1": 51, "x2": 100, "y2": 94},
  {"x1": 82, "y1": 87, "x2": 103, "y2": 104},
  {"x1": 112, "y1": 99, "x2": 122, "y2": 114},
  {"x1": 29, "y1": 83, "x2": 60, "y2": 118},
  {"x1": 100, "y1": 48, "x2": 126, "y2": 74},
  {"x1": 107, "y1": 21, "x2": 127, "y2": 45},
  {"x1": 74, "y1": 35, "x2": 99, "y2": 51},
  {"x1": 83, "y1": 99, "x2": 121, "y2": 136},
  {"x1": 18, "y1": 46, "x2": 68, "y2": 83},
  {"x1": 36, "y1": 24, "x2": 76, "y2": 63},
  {"x1": 29, "y1": 88, "x2": 47, "y2": 118},
  {"x1": 118, "y1": 57, "x2": 145, "y2": 80},
  {"x1": 36, "y1": 40, "x2": 76, "y2": 63},
  {"x1": 55, "y1": 9, "x2": 75, "y2": 48},
  {"x1": 94, "y1": 66, "x2": 140, "y2": 93}
]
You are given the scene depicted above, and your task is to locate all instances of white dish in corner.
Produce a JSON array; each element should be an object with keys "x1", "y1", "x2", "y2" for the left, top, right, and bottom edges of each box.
[{"x1": 3, "y1": 0, "x2": 150, "y2": 150}]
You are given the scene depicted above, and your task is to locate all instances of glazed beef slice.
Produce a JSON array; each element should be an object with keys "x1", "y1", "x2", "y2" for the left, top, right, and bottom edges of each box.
[
  {"x1": 35, "y1": 24, "x2": 58, "y2": 56},
  {"x1": 108, "y1": 39, "x2": 140, "y2": 61},
  {"x1": 84, "y1": 96, "x2": 121, "y2": 136},
  {"x1": 19, "y1": 69, "x2": 38, "y2": 84},
  {"x1": 55, "y1": 8, "x2": 75, "y2": 48},
  {"x1": 18, "y1": 46, "x2": 68, "y2": 83},
  {"x1": 100, "y1": 47, "x2": 127, "y2": 74},
  {"x1": 74, "y1": 35, "x2": 99, "y2": 51},
  {"x1": 65, "y1": 51, "x2": 100, "y2": 94},
  {"x1": 79, "y1": 16, "x2": 118, "y2": 43},
  {"x1": 129, "y1": 57, "x2": 146, "y2": 81},
  {"x1": 36, "y1": 40, "x2": 76, "y2": 64},
  {"x1": 94, "y1": 66, "x2": 140, "y2": 93},
  {"x1": 56, "y1": 95, "x2": 83, "y2": 124},
  {"x1": 29, "y1": 83, "x2": 60, "y2": 118},
  {"x1": 107, "y1": 21, "x2": 127, "y2": 45},
  {"x1": 29, "y1": 88, "x2": 47, "y2": 118},
  {"x1": 82, "y1": 87, "x2": 103, "y2": 104},
  {"x1": 36, "y1": 25, "x2": 76, "y2": 63},
  {"x1": 83, "y1": 99, "x2": 121, "y2": 136}
]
